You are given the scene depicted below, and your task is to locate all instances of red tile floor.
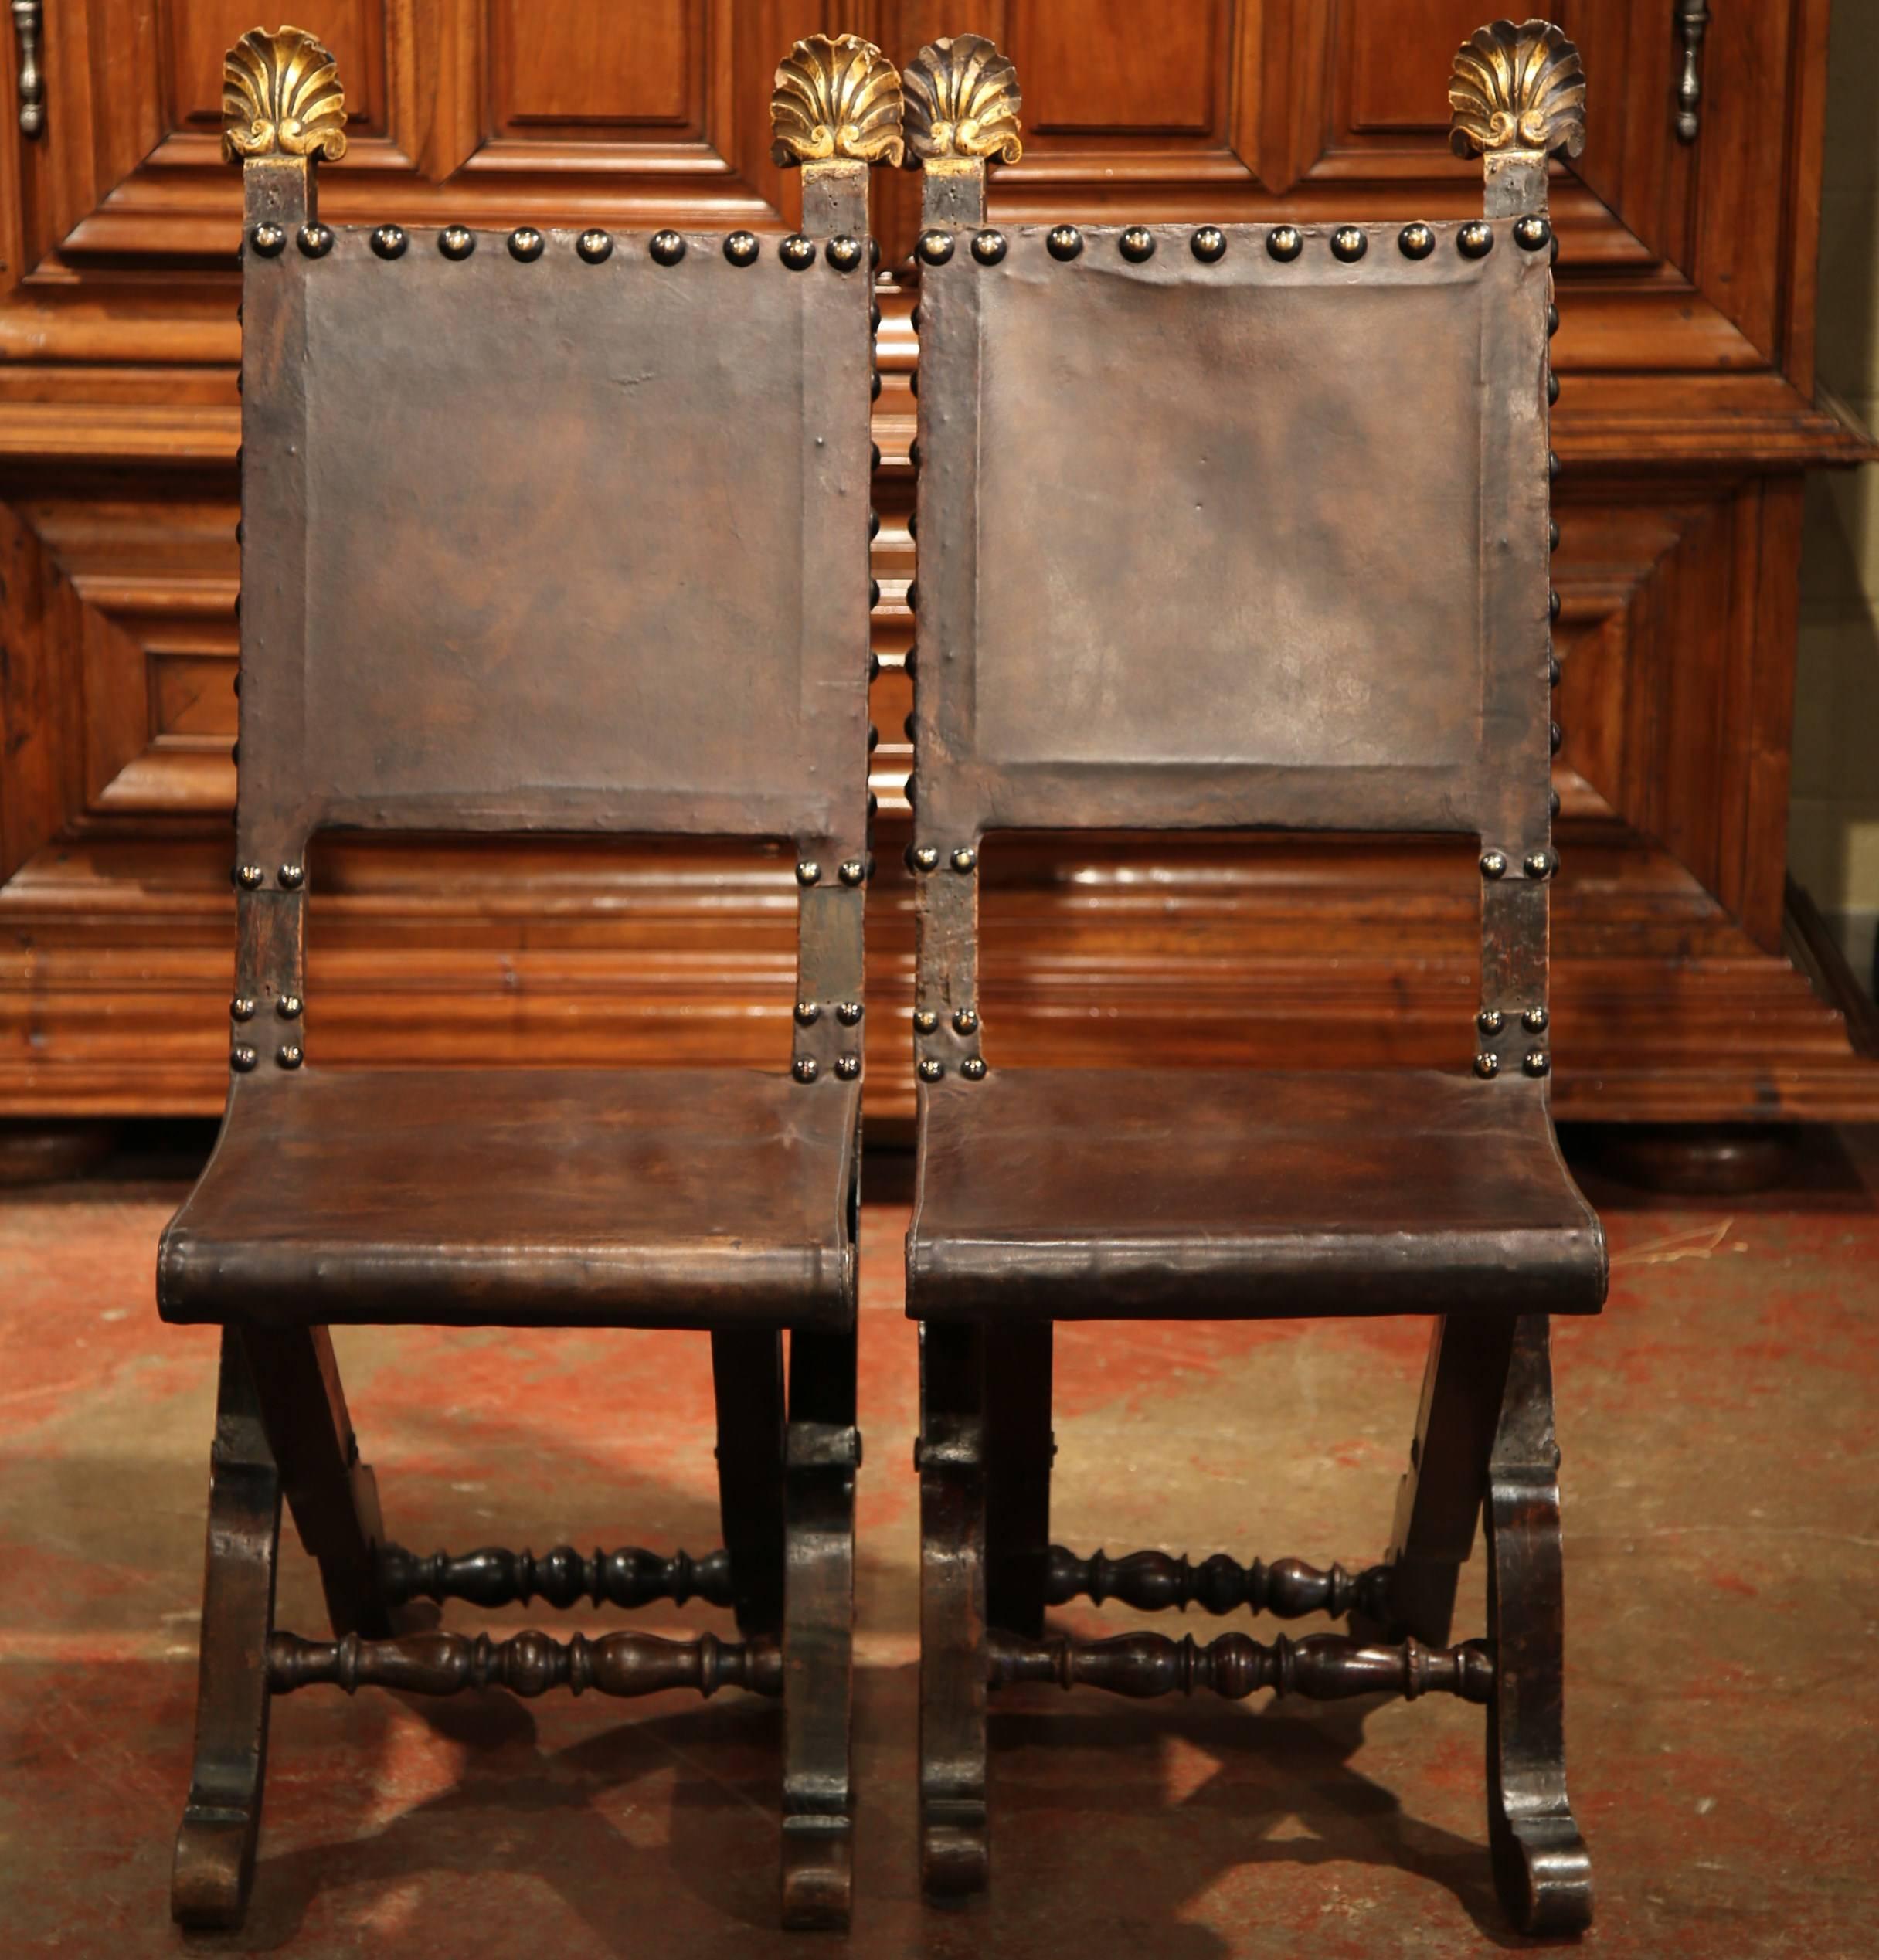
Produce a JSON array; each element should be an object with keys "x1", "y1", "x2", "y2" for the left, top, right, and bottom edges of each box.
[{"x1": 2, "y1": 1131, "x2": 1877, "y2": 1956}]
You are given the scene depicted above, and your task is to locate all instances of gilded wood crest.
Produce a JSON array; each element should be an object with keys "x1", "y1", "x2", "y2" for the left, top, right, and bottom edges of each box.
[
  {"x1": 770, "y1": 34, "x2": 904, "y2": 168},
  {"x1": 223, "y1": 25, "x2": 348, "y2": 165},
  {"x1": 1449, "y1": 19, "x2": 1586, "y2": 161},
  {"x1": 902, "y1": 35, "x2": 1023, "y2": 166}
]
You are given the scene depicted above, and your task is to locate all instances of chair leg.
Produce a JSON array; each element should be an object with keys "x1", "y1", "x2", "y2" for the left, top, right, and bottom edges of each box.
[
  {"x1": 1357, "y1": 1316, "x2": 1515, "y2": 1646},
  {"x1": 172, "y1": 1329, "x2": 282, "y2": 1930},
  {"x1": 779, "y1": 1326, "x2": 858, "y2": 1931},
  {"x1": 918, "y1": 1320, "x2": 990, "y2": 1901},
  {"x1": 1485, "y1": 1314, "x2": 1593, "y2": 1935},
  {"x1": 241, "y1": 1326, "x2": 396, "y2": 1639},
  {"x1": 711, "y1": 1329, "x2": 787, "y2": 1636},
  {"x1": 984, "y1": 1322, "x2": 1053, "y2": 1639}
]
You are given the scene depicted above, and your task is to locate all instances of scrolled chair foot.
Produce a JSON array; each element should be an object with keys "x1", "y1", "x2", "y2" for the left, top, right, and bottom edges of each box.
[
  {"x1": 1491, "y1": 1809, "x2": 1594, "y2": 1936},
  {"x1": 780, "y1": 1812, "x2": 854, "y2": 1931},
  {"x1": 172, "y1": 1807, "x2": 259, "y2": 1930},
  {"x1": 921, "y1": 1799, "x2": 989, "y2": 1903}
]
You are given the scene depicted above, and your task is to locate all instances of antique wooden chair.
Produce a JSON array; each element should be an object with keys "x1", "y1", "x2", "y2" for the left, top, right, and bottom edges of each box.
[
  {"x1": 902, "y1": 22, "x2": 1604, "y2": 1937},
  {"x1": 156, "y1": 25, "x2": 897, "y2": 1935}
]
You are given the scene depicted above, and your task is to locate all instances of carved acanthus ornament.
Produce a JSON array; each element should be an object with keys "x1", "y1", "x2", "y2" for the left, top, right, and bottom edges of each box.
[
  {"x1": 1449, "y1": 18, "x2": 1586, "y2": 161},
  {"x1": 222, "y1": 25, "x2": 348, "y2": 165},
  {"x1": 902, "y1": 34, "x2": 1023, "y2": 166},
  {"x1": 770, "y1": 33, "x2": 904, "y2": 168}
]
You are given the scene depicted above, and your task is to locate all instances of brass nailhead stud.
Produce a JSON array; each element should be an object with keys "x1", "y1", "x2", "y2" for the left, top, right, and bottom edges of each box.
[
  {"x1": 1551, "y1": 720, "x2": 1564, "y2": 754},
  {"x1": 834, "y1": 1055, "x2": 861, "y2": 1079},
  {"x1": 1191, "y1": 226, "x2": 1226, "y2": 263},
  {"x1": 960, "y1": 1057, "x2": 987, "y2": 1080},
  {"x1": 911, "y1": 844, "x2": 940, "y2": 872},
  {"x1": 1477, "y1": 1007, "x2": 1504, "y2": 1036},
  {"x1": 795, "y1": 860, "x2": 821, "y2": 886},
  {"x1": 794, "y1": 1001, "x2": 821, "y2": 1026},
  {"x1": 1548, "y1": 302, "x2": 1561, "y2": 337},
  {"x1": 918, "y1": 229, "x2": 955, "y2": 266},
  {"x1": 780, "y1": 233, "x2": 816, "y2": 270},
  {"x1": 1523, "y1": 1005, "x2": 1550, "y2": 1032},
  {"x1": 1459, "y1": 222, "x2": 1494, "y2": 259},
  {"x1": 277, "y1": 995, "x2": 303, "y2": 1020},
  {"x1": 1550, "y1": 518, "x2": 1561, "y2": 552},
  {"x1": 1516, "y1": 215, "x2": 1552, "y2": 252},
  {"x1": 277, "y1": 1045, "x2": 303, "y2": 1069},
  {"x1": 918, "y1": 1057, "x2": 944, "y2": 1082},
  {"x1": 371, "y1": 224, "x2": 407, "y2": 260},
  {"x1": 1331, "y1": 226, "x2": 1368, "y2": 263},
  {"x1": 1548, "y1": 372, "x2": 1561, "y2": 406},
  {"x1": 440, "y1": 225, "x2": 475, "y2": 260},
  {"x1": 793, "y1": 1055, "x2": 819, "y2": 1083},
  {"x1": 297, "y1": 222, "x2": 334, "y2": 257},
  {"x1": 1399, "y1": 223, "x2": 1435, "y2": 260},
  {"x1": 838, "y1": 858, "x2": 865, "y2": 885},
  {"x1": 1480, "y1": 850, "x2": 1508, "y2": 880},
  {"x1": 1549, "y1": 653, "x2": 1562, "y2": 687},
  {"x1": 236, "y1": 865, "x2": 264, "y2": 889},
  {"x1": 1266, "y1": 226, "x2": 1303, "y2": 261},
  {"x1": 577, "y1": 229, "x2": 613, "y2": 263},
  {"x1": 950, "y1": 847, "x2": 977, "y2": 874},
  {"x1": 723, "y1": 230, "x2": 759, "y2": 266},
  {"x1": 973, "y1": 229, "x2": 1007, "y2": 265},
  {"x1": 1474, "y1": 1051, "x2": 1500, "y2": 1079},
  {"x1": 953, "y1": 1007, "x2": 979, "y2": 1034},
  {"x1": 1550, "y1": 589, "x2": 1562, "y2": 623},
  {"x1": 913, "y1": 1008, "x2": 939, "y2": 1034},
  {"x1": 251, "y1": 222, "x2": 286, "y2": 256},
  {"x1": 278, "y1": 864, "x2": 304, "y2": 888},
  {"x1": 1525, "y1": 850, "x2": 1554, "y2": 878},
  {"x1": 508, "y1": 227, "x2": 544, "y2": 262},
  {"x1": 827, "y1": 234, "x2": 863, "y2": 271},
  {"x1": 231, "y1": 1045, "x2": 258, "y2": 1072},
  {"x1": 650, "y1": 230, "x2": 685, "y2": 265},
  {"x1": 231, "y1": 997, "x2": 257, "y2": 1022},
  {"x1": 1524, "y1": 1050, "x2": 1552, "y2": 1077},
  {"x1": 836, "y1": 1001, "x2": 863, "y2": 1026},
  {"x1": 1120, "y1": 226, "x2": 1155, "y2": 263},
  {"x1": 1046, "y1": 225, "x2": 1083, "y2": 262}
]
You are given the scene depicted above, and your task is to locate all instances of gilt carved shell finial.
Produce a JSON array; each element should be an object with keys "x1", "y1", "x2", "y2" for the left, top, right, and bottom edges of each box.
[
  {"x1": 770, "y1": 34, "x2": 904, "y2": 168},
  {"x1": 222, "y1": 25, "x2": 348, "y2": 165},
  {"x1": 903, "y1": 35, "x2": 1023, "y2": 166},
  {"x1": 1449, "y1": 19, "x2": 1585, "y2": 161}
]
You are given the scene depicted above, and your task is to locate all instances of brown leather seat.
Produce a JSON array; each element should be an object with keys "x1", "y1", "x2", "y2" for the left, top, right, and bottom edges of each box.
[
  {"x1": 907, "y1": 1068, "x2": 1603, "y2": 1321},
  {"x1": 161, "y1": 1068, "x2": 859, "y2": 1330}
]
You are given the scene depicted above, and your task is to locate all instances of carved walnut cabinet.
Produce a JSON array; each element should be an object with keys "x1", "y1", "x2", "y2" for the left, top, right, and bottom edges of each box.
[{"x1": 0, "y1": 1, "x2": 1872, "y2": 1127}]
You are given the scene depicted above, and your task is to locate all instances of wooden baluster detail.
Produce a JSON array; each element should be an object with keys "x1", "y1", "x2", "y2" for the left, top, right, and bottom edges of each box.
[
  {"x1": 376, "y1": 1542, "x2": 734, "y2": 1612},
  {"x1": 987, "y1": 1629, "x2": 1494, "y2": 1705},
  {"x1": 267, "y1": 1627, "x2": 783, "y2": 1700},
  {"x1": 1047, "y1": 1545, "x2": 1394, "y2": 1622}
]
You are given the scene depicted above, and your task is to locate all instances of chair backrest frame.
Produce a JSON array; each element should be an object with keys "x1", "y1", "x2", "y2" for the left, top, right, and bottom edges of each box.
[
  {"x1": 219, "y1": 26, "x2": 903, "y2": 1090},
  {"x1": 902, "y1": 22, "x2": 1585, "y2": 1096}
]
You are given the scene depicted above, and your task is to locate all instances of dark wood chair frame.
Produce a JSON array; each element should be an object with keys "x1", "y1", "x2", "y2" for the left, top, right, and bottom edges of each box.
[
  {"x1": 902, "y1": 23, "x2": 1604, "y2": 1938},
  {"x1": 158, "y1": 25, "x2": 900, "y2": 1936}
]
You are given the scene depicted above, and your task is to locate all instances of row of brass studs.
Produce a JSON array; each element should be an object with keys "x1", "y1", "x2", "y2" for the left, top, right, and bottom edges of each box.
[
  {"x1": 1479, "y1": 848, "x2": 1553, "y2": 881},
  {"x1": 1473, "y1": 1047, "x2": 1551, "y2": 1080},
  {"x1": 916, "y1": 217, "x2": 1553, "y2": 271},
  {"x1": 231, "y1": 1042, "x2": 301, "y2": 1072},
  {"x1": 796, "y1": 858, "x2": 868, "y2": 887},
  {"x1": 233, "y1": 862, "x2": 302, "y2": 890},
  {"x1": 906, "y1": 844, "x2": 975, "y2": 875},
  {"x1": 251, "y1": 223, "x2": 877, "y2": 273}
]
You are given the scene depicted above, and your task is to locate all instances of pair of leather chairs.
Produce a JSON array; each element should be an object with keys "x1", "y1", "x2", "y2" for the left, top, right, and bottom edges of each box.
[{"x1": 159, "y1": 19, "x2": 1603, "y2": 1940}]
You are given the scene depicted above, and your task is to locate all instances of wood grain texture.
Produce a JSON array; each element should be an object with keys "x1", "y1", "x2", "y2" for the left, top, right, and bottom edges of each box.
[{"x1": 0, "y1": 5, "x2": 1872, "y2": 1128}]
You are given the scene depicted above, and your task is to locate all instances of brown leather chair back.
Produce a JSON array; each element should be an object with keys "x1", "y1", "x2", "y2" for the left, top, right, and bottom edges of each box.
[
  {"x1": 226, "y1": 29, "x2": 895, "y2": 1084},
  {"x1": 904, "y1": 27, "x2": 1579, "y2": 1088}
]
